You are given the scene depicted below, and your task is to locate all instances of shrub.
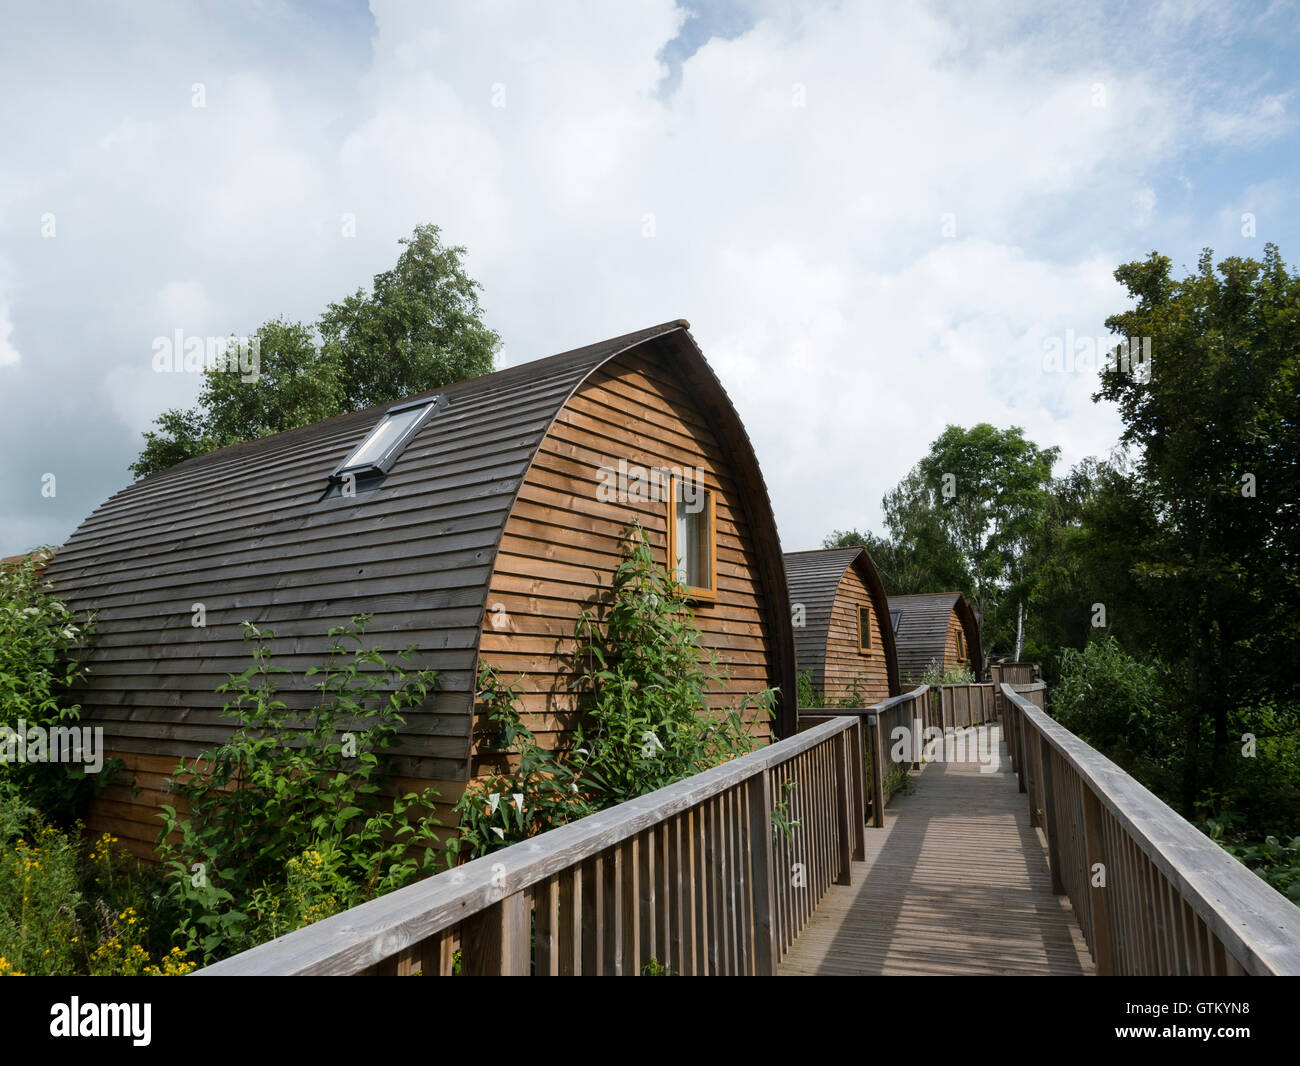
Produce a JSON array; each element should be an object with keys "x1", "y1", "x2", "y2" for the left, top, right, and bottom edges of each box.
[
  {"x1": 157, "y1": 615, "x2": 443, "y2": 962},
  {"x1": 451, "y1": 523, "x2": 777, "y2": 857},
  {"x1": 0, "y1": 796, "x2": 186, "y2": 976},
  {"x1": 0, "y1": 550, "x2": 101, "y2": 820},
  {"x1": 1051, "y1": 636, "x2": 1181, "y2": 797},
  {"x1": 920, "y1": 661, "x2": 975, "y2": 686},
  {"x1": 570, "y1": 524, "x2": 773, "y2": 807},
  {"x1": 447, "y1": 665, "x2": 591, "y2": 863}
]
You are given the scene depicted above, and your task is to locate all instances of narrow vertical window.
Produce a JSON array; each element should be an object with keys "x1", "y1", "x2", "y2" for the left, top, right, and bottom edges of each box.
[
  {"x1": 666, "y1": 475, "x2": 716, "y2": 599},
  {"x1": 858, "y1": 605, "x2": 872, "y2": 653},
  {"x1": 956, "y1": 629, "x2": 966, "y2": 659}
]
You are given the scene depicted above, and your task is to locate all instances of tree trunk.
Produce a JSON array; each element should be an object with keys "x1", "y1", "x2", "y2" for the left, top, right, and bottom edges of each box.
[
  {"x1": 1014, "y1": 599, "x2": 1024, "y2": 661},
  {"x1": 1180, "y1": 604, "x2": 1201, "y2": 819}
]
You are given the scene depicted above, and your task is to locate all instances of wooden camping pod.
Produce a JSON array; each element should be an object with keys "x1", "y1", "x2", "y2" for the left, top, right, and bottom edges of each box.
[
  {"x1": 783, "y1": 547, "x2": 900, "y2": 706},
  {"x1": 887, "y1": 591, "x2": 981, "y2": 685},
  {"x1": 44, "y1": 320, "x2": 798, "y2": 859}
]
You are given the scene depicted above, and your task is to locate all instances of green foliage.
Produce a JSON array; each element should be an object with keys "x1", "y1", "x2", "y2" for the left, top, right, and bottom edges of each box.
[
  {"x1": 796, "y1": 668, "x2": 872, "y2": 709},
  {"x1": 0, "y1": 551, "x2": 103, "y2": 821},
  {"x1": 1050, "y1": 637, "x2": 1181, "y2": 797},
  {"x1": 882, "y1": 762, "x2": 913, "y2": 799},
  {"x1": 1093, "y1": 243, "x2": 1300, "y2": 815},
  {"x1": 1205, "y1": 825, "x2": 1300, "y2": 904},
  {"x1": 131, "y1": 224, "x2": 500, "y2": 479},
  {"x1": 320, "y1": 223, "x2": 500, "y2": 410},
  {"x1": 447, "y1": 665, "x2": 590, "y2": 864},
  {"x1": 571, "y1": 526, "x2": 773, "y2": 807},
  {"x1": 156, "y1": 615, "x2": 443, "y2": 963},
  {"x1": 920, "y1": 662, "x2": 976, "y2": 686},
  {"x1": 0, "y1": 797, "x2": 190, "y2": 976},
  {"x1": 451, "y1": 524, "x2": 776, "y2": 859},
  {"x1": 796, "y1": 668, "x2": 822, "y2": 709},
  {"x1": 916, "y1": 424, "x2": 1058, "y2": 663},
  {"x1": 770, "y1": 779, "x2": 800, "y2": 843}
]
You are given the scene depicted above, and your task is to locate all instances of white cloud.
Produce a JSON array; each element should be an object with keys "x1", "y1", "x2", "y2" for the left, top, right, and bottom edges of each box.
[
  {"x1": 1204, "y1": 92, "x2": 1294, "y2": 147},
  {"x1": 0, "y1": 0, "x2": 1294, "y2": 555},
  {"x1": 0, "y1": 304, "x2": 19, "y2": 367}
]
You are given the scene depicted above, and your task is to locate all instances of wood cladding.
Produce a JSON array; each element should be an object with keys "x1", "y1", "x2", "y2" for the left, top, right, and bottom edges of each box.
[
  {"x1": 820, "y1": 563, "x2": 891, "y2": 705},
  {"x1": 784, "y1": 548, "x2": 900, "y2": 705},
  {"x1": 44, "y1": 321, "x2": 797, "y2": 855},
  {"x1": 889, "y1": 592, "x2": 982, "y2": 682},
  {"x1": 476, "y1": 347, "x2": 779, "y2": 773}
]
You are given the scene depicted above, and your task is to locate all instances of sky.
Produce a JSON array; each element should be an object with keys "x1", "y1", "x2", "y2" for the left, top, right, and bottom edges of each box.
[{"x1": 2, "y1": 0, "x2": 1298, "y2": 556}]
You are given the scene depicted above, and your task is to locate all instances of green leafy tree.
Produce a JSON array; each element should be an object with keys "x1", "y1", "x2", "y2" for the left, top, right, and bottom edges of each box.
[
  {"x1": 157, "y1": 616, "x2": 443, "y2": 962},
  {"x1": 821, "y1": 471, "x2": 970, "y2": 597},
  {"x1": 1093, "y1": 243, "x2": 1300, "y2": 815},
  {"x1": 915, "y1": 424, "x2": 1059, "y2": 663},
  {"x1": 131, "y1": 224, "x2": 500, "y2": 479},
  {"x1": 0, "y1": 551, "x2": 100, "y2": 820},
  {"x1": 319, "y1": 224, "x2": 500, "y2": 410}
]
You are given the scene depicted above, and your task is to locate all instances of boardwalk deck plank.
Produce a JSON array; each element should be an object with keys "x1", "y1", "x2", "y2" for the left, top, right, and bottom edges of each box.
[{"x1": 779, "y1": 724, "x2": 1095, "y2": 976}]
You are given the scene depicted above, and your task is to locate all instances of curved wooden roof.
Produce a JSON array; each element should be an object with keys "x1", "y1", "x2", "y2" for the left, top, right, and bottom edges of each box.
[
  {"x1": 783, "y1": 547, "x2": 899, "y2": 697},
  {"x1": 888, "y1": 592, "x2": 982, "y2": 682},
  {"x1": 46, "y1": 320, "x2": 798, "y2": 778}
]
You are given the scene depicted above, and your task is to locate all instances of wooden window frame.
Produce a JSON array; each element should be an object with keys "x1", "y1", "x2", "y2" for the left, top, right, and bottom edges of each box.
[
  {"x1": 955, "y1": 628, "x2": 966, "y2": 660},
  {"x1": 665, "y1": 477, "x2": 717, "y2": 602},
  {"x1": 857, "y1": 605, "x2": 873, "y2": 654}
]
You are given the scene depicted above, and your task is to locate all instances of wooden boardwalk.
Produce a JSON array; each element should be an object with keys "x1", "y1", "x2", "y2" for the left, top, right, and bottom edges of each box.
[{"x1": 780, "y1": 723, "x2": 1095, "y2": 976}]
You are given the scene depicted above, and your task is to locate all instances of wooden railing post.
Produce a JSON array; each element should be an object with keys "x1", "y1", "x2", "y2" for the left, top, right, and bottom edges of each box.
[
  {"x1": 1082, "y1": 787, "x2": 1115, "y2": 975},
  {"x1": 461, "y1": 890, "x2": 531, "y2": 975},
  {"x1": 746, "y1": 770, "x2": 778, "y2": 975},
  {"x1": 867, "y1": 712, "x2": 886, "y2": 829},
  {"x1": 909, "y1": 695, "x2": 922, "y2": 771},
  {"x1": 832, "y1": 731, "x2": 853, "y2": 886},
  {"x1": 1024, "y1": 718, "x2": 1040, "y2": 821},
  {"x1": 847, "y1": 718, "x2": 866, "y2": 860},
  {"x1": 1014, "y1": 702, "x2": 1027, "y2": 792},
  {"x1": 1039, "y1": 734, "x2": 1064, "y2": 895}
]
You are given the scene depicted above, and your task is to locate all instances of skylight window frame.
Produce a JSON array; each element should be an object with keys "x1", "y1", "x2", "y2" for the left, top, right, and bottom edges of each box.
[{"x1": 329, "y1": 394, "x2": 448, "y2": 484}]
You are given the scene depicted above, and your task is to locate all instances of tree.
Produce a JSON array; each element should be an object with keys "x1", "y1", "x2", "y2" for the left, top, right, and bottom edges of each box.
[
  {"x1": 1094, "y1": 243, "x2": 1300, "y2": 815},
  {"x1": 916, "y1": 424, "x2": 1059, "y2": 662},
  {"x1": 319, "y1": 224, "x2": 500, "y2": 410},
  {"x1": 131, "y1": 319, "x2": 337, "y2": 478},
  {"x1": 131, "y1": 224, "x2": 500, "y2": 479}
]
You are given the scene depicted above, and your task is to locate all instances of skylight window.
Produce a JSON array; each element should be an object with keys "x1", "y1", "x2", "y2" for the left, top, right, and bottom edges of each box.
[
  {"x1": 890, "y1": 610, "x2": 902, "y2": 634},
  {"x1": 329, "y1": 395, "x2": 446, "y2": 489}
]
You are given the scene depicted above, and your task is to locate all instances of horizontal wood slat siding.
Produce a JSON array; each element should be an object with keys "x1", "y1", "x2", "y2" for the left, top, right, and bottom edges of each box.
[
  {"x1": 46, "y1": 322, "x2": 698, "y2": 853},
  {"x1": 477, "y1": 346, "x2": 778, "y2": 770},
  {"x1": 822, "y1": 564, "x2": 890, "y2": 705},
  {"x1": 784, "y1": 548, "x2": 899, "y2": 702},
  {"x1": 889, "y1": 593, "x2": 981, "y2": 683}
]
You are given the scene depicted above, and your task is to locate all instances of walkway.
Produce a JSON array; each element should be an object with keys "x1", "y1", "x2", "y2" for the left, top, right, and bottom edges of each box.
[{"x1": 779, "y1": 723, "x2": 1094, "y2": 975}]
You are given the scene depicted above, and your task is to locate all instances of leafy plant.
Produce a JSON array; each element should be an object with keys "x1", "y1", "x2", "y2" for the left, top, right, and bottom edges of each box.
[
  {"x1": 570, "y1": 524, "x2": 774, "y2": 808},
  {"x1": 450, "y1": 522, "x2": 778, "y2": 858},
  {"x1": 0, "y1": 550, "x2": 103, "y2": 821},
  {"x1": 770, "y1": 779, "x2": 800, "y2": 843},
  {"x1": 447, "y1": 665, "x2": 591, "y2": 864},
  {"x1": 920, "y1": 661, "x2": 976, "y2": 686},
  {"x1": 0, "y1": 796, "x2": 185, "y2": 975},
  {"x1": 156, "y1": 615, "x2": 443, "y2": 962}
]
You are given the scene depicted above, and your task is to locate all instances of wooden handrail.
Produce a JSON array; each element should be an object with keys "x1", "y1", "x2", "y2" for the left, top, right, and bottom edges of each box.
[
  {"x1": 196, "y1": 715, "x2": 866, "y2": 976},
  {"x1": 798, "y1": 684, "x2": 1001, "y2": 826},
  {"x1": 1000, "y1": 683, "x2": 1300, "y2": 976}
]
